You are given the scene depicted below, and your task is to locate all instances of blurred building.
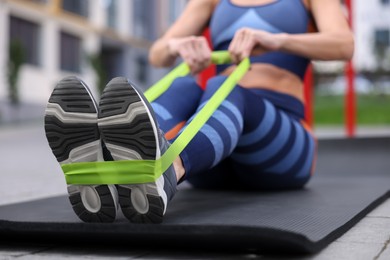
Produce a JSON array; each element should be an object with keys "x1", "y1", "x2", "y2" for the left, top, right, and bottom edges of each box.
[
  {"x1": 314, "y1": 0, "x2": 390, "y2": 74},
  {"x1": 1, "y1": 0, "x2": 389, "y2": 106},
  {"x1": 0, "y1": 0, "x2": 187, "y2": 105},
  {"x1": 354, "y1": 0, "x2": 390, "y2": 72}
]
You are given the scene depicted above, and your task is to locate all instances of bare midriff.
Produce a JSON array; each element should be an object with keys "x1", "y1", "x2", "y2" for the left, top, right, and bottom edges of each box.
[{"x1": 220, "y1": 63, "x2": 304, "y2": 102}]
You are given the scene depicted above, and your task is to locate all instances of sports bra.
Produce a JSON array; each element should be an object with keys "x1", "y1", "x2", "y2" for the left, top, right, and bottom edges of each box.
[{"x1": 209, "y1": 0, "x2": 311, "y2": 79}]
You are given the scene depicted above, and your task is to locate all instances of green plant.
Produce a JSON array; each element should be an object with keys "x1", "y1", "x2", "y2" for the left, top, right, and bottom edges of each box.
[
  {"x1": 87, "y1": 52, "x2": 107, "y2": 96},
  {"x1": 314, "y1": 93, "x2": 390, "y2": 125},
  {"x1": 8, "y1": 40, "x2": 24, "y2": 105}
]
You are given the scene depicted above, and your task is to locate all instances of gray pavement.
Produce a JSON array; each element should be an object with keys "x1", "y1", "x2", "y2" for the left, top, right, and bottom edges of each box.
[
  {"x1": 0, "y1": 120, "x2": 389, "y2": 259},
  {"x1": 313, "y1": 125, "x2": 390, "y2": 139},
  {"x1": 0, "y1": 100, "x2": 45, "y2": 126}
]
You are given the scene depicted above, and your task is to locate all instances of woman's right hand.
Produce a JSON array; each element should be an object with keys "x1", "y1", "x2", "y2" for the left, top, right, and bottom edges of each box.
[{"x1": 168, "y1": 36, "x2": 212, "y2": 75}]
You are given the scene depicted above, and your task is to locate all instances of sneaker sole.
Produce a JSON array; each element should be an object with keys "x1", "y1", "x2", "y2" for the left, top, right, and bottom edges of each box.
[
  {"x1": 98, "y1": 77, "x2": 166, "y2": 224},
  {"x1": 44, "y1": 76, "x2": 118, "y2": 223}
]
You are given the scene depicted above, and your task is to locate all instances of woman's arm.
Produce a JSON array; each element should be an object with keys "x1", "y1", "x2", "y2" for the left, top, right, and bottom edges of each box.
[
  {"x1": 228, "y1": 0, "x2": 354, "y2": 63},
  {"x1": 279, "y1": 0, "x2": 354, "y2": 61},
  {"x1": 148, "y1": 0, "x2": 217, "y2": 70}
]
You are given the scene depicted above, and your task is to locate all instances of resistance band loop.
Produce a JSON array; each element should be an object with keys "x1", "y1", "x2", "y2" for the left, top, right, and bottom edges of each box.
[
  {"x1": 145, "y1": 51, "x2": 233, "y2": 102},
  {"x1": 62, "y1": 51, "x2": 250, "y2": 185}
]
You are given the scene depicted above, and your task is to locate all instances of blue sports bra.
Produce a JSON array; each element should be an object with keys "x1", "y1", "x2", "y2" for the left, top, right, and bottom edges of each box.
[{"x1": 209, "y1": 0, "x2": 311, "y2": 79}]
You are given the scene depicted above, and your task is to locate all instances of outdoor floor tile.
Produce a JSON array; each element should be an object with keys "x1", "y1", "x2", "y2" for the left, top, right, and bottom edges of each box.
[
  {"x1": 308, "y1": 241, "x2": 383, "y2": 260},
  {"x1": 1, "y1": 122, "x2": 390, "y2": 259},
  {"x1": 368, "y1": 199, "x2": 390, "y2": 218},
  {"x1": 335, "y1": 217, "x2": 390, "y2": 244},
  {"x1": 0, "y1": 244, "x2": 52, "y2": 258},
  {"x1": 377, "y1": 242, "x2": 390, "y2": 260},
  {"x1": 14, "y1": 246, "x2": 148, "y2": 260}
]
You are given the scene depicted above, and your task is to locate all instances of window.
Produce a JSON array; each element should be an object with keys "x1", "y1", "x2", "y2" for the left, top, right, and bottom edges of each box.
[
  {"x1": 373, "y1": 29, "x2": 390, "y2": 67},
  {"x1": 31, "y1": 0, "x2": 48, "y2": 4},
  {"x1": 62, "y1": 0, "x2": 89, "y2": 17},
  {"x1": 133, "y1": 0, "x2": 156, "y2": 40},
  {"x1": 375, "y1": 29, "x2": 390, "y2": 48},
  {"x1": 136, "y1": 56, "x2": 148, "y2": 84},
  {"x1": 9, "y1": 16, "x2": 41, "y2": 66},
  {"x1": 60, "y1": 31, "x2": 82, "y2": 72},
  {"x1": 169, "y1": 0, "x2": 178, "y2": 25},
  {"x1": 169, "y1": 0, "x2": 187, "y2": 25},
  {"x1": 104, "y1": 0, "x2": 117, "y2": 29}
]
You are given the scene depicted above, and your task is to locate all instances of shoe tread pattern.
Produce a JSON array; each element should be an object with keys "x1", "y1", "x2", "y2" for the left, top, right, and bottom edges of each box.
[
  {"x1": 45, "y1": 116, "x2": 99, "y2": 162},
  {"x1": 48, "y1": 77, "x2": 97, "y2": 113},
  {"x1": 98, "y1": 77, "x2": 165, "y2": 224},
  {"x1": 98, "y1": 78, "x2": 157, "y2": 160},
  {"x1": 117, "y1": 185, "x2": 164, "y2": 223},
  {"x1": 69, "y1": 185, "x2": 117, "y2": 223},
  {"x1": 44, "y1": 76, "x2": 117, "y2": 223},
  {"x1": 45, "y1": 77, "x2": 99, "y2": 162}
]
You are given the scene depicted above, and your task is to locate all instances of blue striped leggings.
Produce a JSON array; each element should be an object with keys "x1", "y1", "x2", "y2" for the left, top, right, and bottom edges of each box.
[{"x1": 151, "y1": 76, "x2": 317, "y2": 190}]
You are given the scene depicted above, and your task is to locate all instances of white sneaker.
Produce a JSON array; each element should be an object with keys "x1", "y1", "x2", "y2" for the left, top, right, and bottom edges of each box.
[
  {"x1": 98, "y1": 77, "x2": 177, "y2": 223},
  {"x1": 44, "y1": 76, "x2": 119, "y2": 223}
]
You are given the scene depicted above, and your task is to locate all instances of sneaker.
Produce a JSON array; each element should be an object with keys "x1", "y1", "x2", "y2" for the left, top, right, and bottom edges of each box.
[
  {"x1": 44, "y1": 76, "x2": 119, "y2": 223},
  {"x1": 98, "y1": 77, "x2": 177, "y2": 224}
]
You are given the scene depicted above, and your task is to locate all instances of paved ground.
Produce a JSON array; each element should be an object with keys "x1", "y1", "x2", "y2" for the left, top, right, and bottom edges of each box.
[{"x1": 0, "y1": 120, "x2": 389, "y2": 259}]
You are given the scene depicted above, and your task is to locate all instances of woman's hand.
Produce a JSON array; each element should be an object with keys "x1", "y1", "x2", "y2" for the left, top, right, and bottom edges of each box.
[
  {"x1": 228, "y1": 28, "x2": 287, "y2": 64},
  {"x1": 168, "y1": 36, "x2": 212, "y2": 75}
]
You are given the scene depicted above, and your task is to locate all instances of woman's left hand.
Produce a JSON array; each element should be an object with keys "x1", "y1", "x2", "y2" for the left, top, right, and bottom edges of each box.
[{"x1": 228, "y1": 28, "x2": 286, "y2": 64}]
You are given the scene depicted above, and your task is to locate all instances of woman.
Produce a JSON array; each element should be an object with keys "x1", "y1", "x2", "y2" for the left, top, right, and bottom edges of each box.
[{"x1": 44, "y1": 0, "x2": 353, "y2": 223}]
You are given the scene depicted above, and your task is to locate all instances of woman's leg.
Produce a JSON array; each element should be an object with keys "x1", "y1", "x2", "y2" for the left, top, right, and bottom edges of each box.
[
  {"x1": 150, "y1": 76, "x2": 203, "y2": 140},
  {"x1": 186, "y1": 87, "x2": 316, "y2": 190},
  {"x1": 177, "y1": 75, "x2": 246, "y2": 179},
  {"x1": 230, "y1": 93, "x2": 317, "y2": 190}
]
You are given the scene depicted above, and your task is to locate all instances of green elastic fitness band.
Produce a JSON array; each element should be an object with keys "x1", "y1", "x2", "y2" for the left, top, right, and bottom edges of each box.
[
  {"x1": 144, "y1": 51, "x2": 233, "y2": 102},
  {"x1": 62, "y1": 51, "x2": 250, "y2": 185}
]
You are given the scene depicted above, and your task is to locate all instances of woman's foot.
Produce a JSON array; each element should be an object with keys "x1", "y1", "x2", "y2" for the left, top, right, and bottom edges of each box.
[
  {"x1": 44, "y1": 76, "x2": 119, "y2": 223},
  {"x1": 98, "y1": 77, "x2": 177, "y2": 223}
]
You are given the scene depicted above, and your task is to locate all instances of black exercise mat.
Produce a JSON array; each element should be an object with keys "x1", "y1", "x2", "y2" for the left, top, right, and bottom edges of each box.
[{"x1": 0, "y1": 137, "x2": 389, "y2": 254}]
